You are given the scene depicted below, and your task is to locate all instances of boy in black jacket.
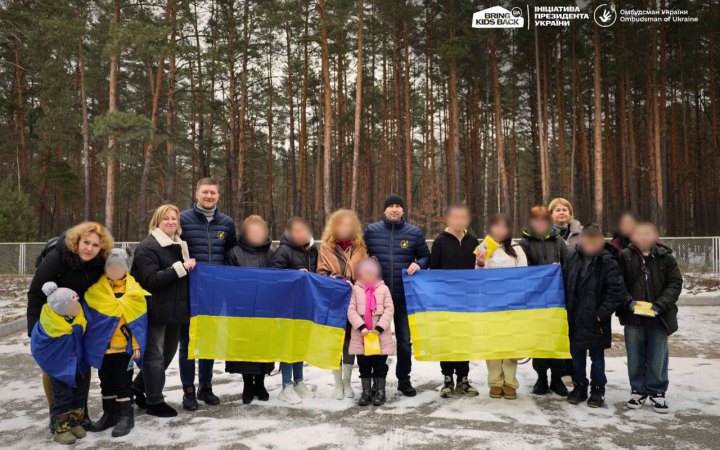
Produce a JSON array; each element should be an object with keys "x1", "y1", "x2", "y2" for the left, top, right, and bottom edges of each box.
[
  {"x1": 563, "y1": 224, "x2": 625, "y2": 408},
  {"x1": 429, "y1": 204, "x2": 479, "y2": 398},
  {"x1": 618, "y1": 222, "x2": 682, "y2": 414}
]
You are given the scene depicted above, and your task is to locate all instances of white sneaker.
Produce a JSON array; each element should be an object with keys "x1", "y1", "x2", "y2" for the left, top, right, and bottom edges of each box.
[
  {"x1": 626, "y1": 393, "x2": 647, "y2": 409},
  {"x1": 278, "y1": 384, "x2": 302, "y2": 405},
  {"x1": 294, "y1": 381, "x2": 315, "y2": 399},
  {"x1": 342, "y1": 364, "x2": 355, "y2": 398},
  {"x1": 332, "y1": 370, "x2": 345, "y2": 400}
]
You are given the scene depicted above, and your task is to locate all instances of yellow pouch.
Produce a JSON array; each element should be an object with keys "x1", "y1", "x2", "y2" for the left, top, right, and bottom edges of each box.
[
  {"x1": 363, "y1": 332, "x2": 381, "y2": 356},
  {"x1": 474, "y1": 235, "x2": 501, "y2": 260},
  {"x1": 634, "y1": 301, "x2": 657, "y2": 317}
]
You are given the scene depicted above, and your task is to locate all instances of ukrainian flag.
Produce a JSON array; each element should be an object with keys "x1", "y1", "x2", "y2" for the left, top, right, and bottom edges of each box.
[
  {"x1": 403, "y1": 264, "x2": 570, "y2": 360},
  {"x1": 188, "y1": 264, "x2": 352, "y2": 370},
  {"x1": 83, "y1": 275, "x2": 149, "y2": 368},
  {"x1": 30, "y1": 304, "x2": 87, "y2": 387}
]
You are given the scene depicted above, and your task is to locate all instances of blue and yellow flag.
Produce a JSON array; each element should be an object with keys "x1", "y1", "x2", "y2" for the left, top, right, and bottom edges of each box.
[
  {"x1": 31, "y1": 304, "x2": 87, "y2": 387},
  {"x1": 83, "y1": 275, "x2": 149, "y2": 368},
  {"x1": 403, "y1": 264, "x2": 570, "y2": 360},
  {"x1": 189, "y1": 264, "x2": 352, "y2": 370}
]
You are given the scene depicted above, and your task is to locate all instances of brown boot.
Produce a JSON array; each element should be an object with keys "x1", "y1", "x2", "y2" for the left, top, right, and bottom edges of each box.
[
  {"x1": 502, "y1": 385, "x2": 517, "y2": 400},
  {"x1": 489, "y1": 386, "x2": 503, "y2": 398}
]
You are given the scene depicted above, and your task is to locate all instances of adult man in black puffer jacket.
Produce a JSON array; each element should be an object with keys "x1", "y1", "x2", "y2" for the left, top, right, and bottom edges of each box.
[
  {"x1": 178, "y1": 177, "x2": 237, "y2": 410},
  {"x1": 364, "y1": 195, "x2": 430, "y2": 396}
]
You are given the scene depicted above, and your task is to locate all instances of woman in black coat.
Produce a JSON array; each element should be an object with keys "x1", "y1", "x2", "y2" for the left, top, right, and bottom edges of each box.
[
  {"x1": 130, "y1": 205, "x2": 196, "y2": 417},
  {"x1": 224, "y1": 215, "x2": 275, "y2": 404},
  {"x1": 27, "y1": 221, "x2": 113, "y2": 429}
]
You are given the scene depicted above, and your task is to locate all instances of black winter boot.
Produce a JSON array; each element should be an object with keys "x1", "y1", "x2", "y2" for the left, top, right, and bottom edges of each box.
[
  {"x1": 440, "y1": 375, "x2": 454, "y2": 398},
  {"x1": 254, "y1": 375, "x2": 270, "y2": 401},
  {"x1": 373, "y1": 378, "x2": 387, "y2": 406},
  {"x1": 182, "y1": 386, "x2": 199, "y2": 411},
  {"x1": 397, "y1": 379, "x2": 417, "y2": 397},
  {"x1": 91, "y1": 397, "x2": 118, "y2": 432},
  {"x1": 242, "y1": 375, "x2": 255, "y2": 405},
  {"x1": 132, "y1": 387, "x2": 147, "y2": 409},
  {"x1": 532, "y1": 372, "x2": 550, "y2": 395},
  {"x1": 197, "y1": 384, "x2": 221, "y2": 405},
  {"x1": 111, "y1": 399, "x2": 134, "y2": 437},
  {"x1": 358, "y1": 378, "x2": 373, "y2": 406},
  {"x1": 587, "y1": 383, "x2": 605, "y2": 408},
  {"x1": 550, "y1": 375, "x2": 569, "y2": 397},
  {"x1": 567, "y1": 380, "x2": 589, "y2": 405}
]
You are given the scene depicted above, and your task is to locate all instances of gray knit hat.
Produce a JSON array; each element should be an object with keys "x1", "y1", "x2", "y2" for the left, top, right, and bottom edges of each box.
[
  {"x1": 105, "y1": 248, "x2": 132, "y2": 273},
  {"x1": 42, "y1": 282, "x2": 79, "y2": 316}
]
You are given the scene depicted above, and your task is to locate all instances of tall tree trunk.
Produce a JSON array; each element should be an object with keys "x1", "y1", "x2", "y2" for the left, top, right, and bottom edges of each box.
[
  {"x1": 285, "y1": 24, "x2": 298, "y2": 215},
  {"x1": 592, "y1": 21, "x2": 603, "y2": 225},
  {"x1": 105, "y1": 0, "x2": 121, "y2": 232},
  {"x1": 319, "y1": 0, "x2": 332, "y2": 218},
  {"x1": 13, "y1": 34, "x2": 27, "y2": 186},
  {"x1": 78, "y1": 28, "x2": 90, "y2": 220},
  {"x1": 534, "y1": 27, "x2": 550, "y2": 202},
  {"x1": 402, "y1": 17, "x2": 412, "y2": 217},
  {"x1": 237, "y1": 0, "x2": 250, "y2": 220},
  {"x1": 351, "y1": 0, "x2": 364, "y2": 211},
  {"x1": 446, "y1": 11, "x2": 459, "y2": 204},
  {"x1": 165, "y1": 0, "x2": 177, "y2": 203},
  {"x1": 488, "y1": 24, "x2": 510, "y2": 213},
  {"x1": 297, "y1": 0, "x2": 310, "y2": 218},
  {"x1": 266, "y1": 53, "x2": 276, "y2": 234}
]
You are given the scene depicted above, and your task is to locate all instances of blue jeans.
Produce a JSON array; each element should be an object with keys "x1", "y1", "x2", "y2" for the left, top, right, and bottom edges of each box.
[
  {"x1": 281, "y1": 362, "x2": 304, "y2": 386},
  {"x1": 624, "y1": 319, "x2": 669, "y2": 395},
  {"x1": 393, "y1": 298, "x2": 412, "y2": 381},
  {"x1": 179, "y1": 323, "x2": 214, "y2": 388},
  {"x1": 50, "y1": 375, "x2": 86, "y2": 416},
  {"x1": 571, "y1": 347, "x2": 606, "y2": 385}
]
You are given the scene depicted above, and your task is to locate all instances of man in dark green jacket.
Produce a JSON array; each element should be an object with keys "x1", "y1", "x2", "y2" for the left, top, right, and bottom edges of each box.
[{"x1": 618, "y1": 222, "x2": 683, "y2": 414}]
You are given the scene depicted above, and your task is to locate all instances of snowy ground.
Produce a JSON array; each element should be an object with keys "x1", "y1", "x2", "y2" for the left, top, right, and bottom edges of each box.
[{"x1": 1, "y1": 308, "x2": 719, "y2": 449}]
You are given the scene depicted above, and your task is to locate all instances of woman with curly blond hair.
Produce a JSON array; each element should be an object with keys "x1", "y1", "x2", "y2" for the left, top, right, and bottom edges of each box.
[
  {"x1": 318, "y1": 209, "x2": 368, "y2": 400},
  {"x1": 27, "y1": 221, "x2": 114, "y2": 431}
]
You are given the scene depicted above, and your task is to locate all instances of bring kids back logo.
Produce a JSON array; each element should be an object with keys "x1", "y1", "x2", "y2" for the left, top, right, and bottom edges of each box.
[{"x1": 471, "y1": 5, "x2": 524, "y2": 29}]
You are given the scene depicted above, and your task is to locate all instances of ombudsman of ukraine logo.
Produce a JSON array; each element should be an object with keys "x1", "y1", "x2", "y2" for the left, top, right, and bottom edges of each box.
[{"x1": 472, "y1": 5, "x2": 524, "y2": 29}]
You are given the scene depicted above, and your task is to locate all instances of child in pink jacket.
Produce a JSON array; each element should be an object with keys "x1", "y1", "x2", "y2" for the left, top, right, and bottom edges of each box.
[{"x1": 347, "y1": 258, "x2": 394, "y2": 406}]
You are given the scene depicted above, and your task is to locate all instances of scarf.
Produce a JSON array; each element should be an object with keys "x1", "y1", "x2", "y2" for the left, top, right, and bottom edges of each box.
[
  {"x1": 554, "y1": 224, "x2": 571, "y2": 241},
  {"x1": 336, "y1": 240, "x2": 353, "y2": 252},
  {"x1": 196, "y1": 203, "x2": 217, "y2": 222},
  {"x1": 364, "y1": 283, "x2": 377, "y2": 331}
]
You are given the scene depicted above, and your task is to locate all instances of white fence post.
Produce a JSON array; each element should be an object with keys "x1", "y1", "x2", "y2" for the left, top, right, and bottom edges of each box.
[{"x1": 19, "y1": 242, "x2": 25, "y2": 276}]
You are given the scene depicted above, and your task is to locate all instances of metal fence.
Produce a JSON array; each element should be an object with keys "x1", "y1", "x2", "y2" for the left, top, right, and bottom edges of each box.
[{"x1": 1, "y1": 237, "x2": 719, "y2": 276}]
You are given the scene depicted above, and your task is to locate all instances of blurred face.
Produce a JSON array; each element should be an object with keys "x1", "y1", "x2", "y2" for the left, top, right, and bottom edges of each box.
[
  {"x1": 618, "y1": 214, "x2": 638, "y2": 237},
  {"x1": 552, "y1": 205, "x2": 571, "y2": 226},
  {"x1": 289, "y1": 223, "x2": 311, "y2": 246},
  {"x1": 77, "y1": 232, "x2": 102, "y2": 262},
  {"x1": 580, "y1": 234, "x2": 605, "y2": 256},
  {"x1": 489, "y1": 221, "x2": 510, "y2": 242},
  {"x1": 446, "y1": 207, "x2": 471, "y2": 232},
  {"x1": 159, "y1": 210, "x2": 179, "y2": 237},
  {"x1": 244, "y1": 222, "x2": 269, "y2": 247},
  {"x1": 384, "y1": 204, "x2": 404, "y2": 222},
  {"x1": 195, "y1": 183, "x2": 220, "y2": 210},
  {"x1": 631, "y1": 224, "x2": 658, "y2": 252},
  {"x1": 65, "y1": 299, "x2": 81, "y2": 318},
  {"x1": 529, "y1": 217, "x2": 551, "y2": 236},
  {"x1": 105, "y1": 263, "x2": 126, "y2": 281},
  {"x1": 358, "y1": 264, "x2": 381, "y2": 285},
  {"x1": 334, "y1": 215, "x2": 354, "y2": 241}
]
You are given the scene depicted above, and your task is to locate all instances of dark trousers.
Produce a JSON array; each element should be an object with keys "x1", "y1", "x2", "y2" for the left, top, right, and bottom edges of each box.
[
  {"x1": 357, "y1": 355, "x2": 389, "y2": 379},
  {"x1": 571, "y1": 347, "x2": 607, "y2": 386},
  {"x1": 440, "y1": 361, "x2": 469, "y2": 378},
  {"x1": 179, "y1": 322, "x2": 214, "y2": 388},
  {"x1": 133, "y1": 322, "x2": 180, "y2": 405},
  {"x1": 624, "y1": 319, "x2": 670, "y2": 395},
  {"x1": 393, "y1": 298, "x2": 412, "y2": 381},
  {"x1": 49, "y1": 375, "x2": 86, "y2": 416},
  {"x1": 532, "y1": 358, "x2": 566, "y2": 377},
  {"x1": 99, "y1": 352, "x2": 134, "y2": 399}
]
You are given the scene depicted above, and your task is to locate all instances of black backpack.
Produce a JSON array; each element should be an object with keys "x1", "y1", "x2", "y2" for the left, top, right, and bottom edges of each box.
[{"x1": 35, "y1": 236, "x2": 61, "y2": 269}]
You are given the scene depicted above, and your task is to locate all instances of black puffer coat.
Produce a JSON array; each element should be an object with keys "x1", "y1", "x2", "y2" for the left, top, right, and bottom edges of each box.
[
  {"x1": 563, "y1": 244, "x2": 626, "y2": 350},
  {"x1": 131, "y1": 229, "x2": 190, "y2": 325},
  {"x1": 617, "y1": 244, "x2": 683, "y2": 335},
  {"x1": 518, "y1": 229, "x2": 568, "y2": 266},
  {"x1": 27, "y1": 235, "x2": 106, "y2": 336},
  {"x1": 271, "y1": 233, "x2": 318, "y2": 272},
  {"x1": 225, "y1": 236, "x2": 275, "y2": 375}
]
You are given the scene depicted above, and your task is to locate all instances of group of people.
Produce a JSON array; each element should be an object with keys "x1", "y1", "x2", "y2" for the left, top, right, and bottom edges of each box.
[{"x1": 26, "y1": 177, "x2": 683, "y2": 445}]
